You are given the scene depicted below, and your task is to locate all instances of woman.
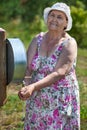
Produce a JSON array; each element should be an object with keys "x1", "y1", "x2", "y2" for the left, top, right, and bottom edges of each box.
[{"x1": 18, "y1": 2, "x2": 80, "y2": 130}]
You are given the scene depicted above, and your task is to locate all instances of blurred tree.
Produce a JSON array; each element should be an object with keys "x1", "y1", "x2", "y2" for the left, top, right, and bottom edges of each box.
[
  {"x1": 0, "y1": 0, "x2": 21, "y2": 21},
  {"x1": 0, "y1": 0, "x2": 87, "y2": 47},
  {"x1": 19, "y1": 0, "x2": 78, "y2": 22},
  {"x1": 79, "y1": 0, "x2": 87, "y2": 9},
  {"x1": 70, "y1": 1, "x2": 87, "y2": 47},
  {"x1": 0, "y1": 0, "x2": 86, "y2": 22}
]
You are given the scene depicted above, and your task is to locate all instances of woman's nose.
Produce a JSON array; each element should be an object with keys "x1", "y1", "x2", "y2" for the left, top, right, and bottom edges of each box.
[{"x1": 53, "y1": 16, "x2": 57, "y2": 21}]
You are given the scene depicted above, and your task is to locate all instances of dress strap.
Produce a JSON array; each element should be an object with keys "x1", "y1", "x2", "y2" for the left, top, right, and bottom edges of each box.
[
  {"x1": 57, "y1": 38, "x2": 77, "y2": 69},
  {"x1": 37, "y1": 32, "x2": 44, "y2": 53},
  {"x1": 54, "y1": 38, "x2": 73, "y2": 58},
  {"x1": 57, "y1": 38, "x2": 72, "y2": 51},
  {"x1": 62, "y1": 37, "x2": 77, "y2": 68}
]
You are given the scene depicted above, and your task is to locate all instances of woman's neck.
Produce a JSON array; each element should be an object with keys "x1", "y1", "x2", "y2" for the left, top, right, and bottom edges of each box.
[
  {"x1": 45, "y1": 31, "x2": 65, "y2": 45},
  {"x1": 47, "y1": 31, "x2": 65, "y2": 39}
]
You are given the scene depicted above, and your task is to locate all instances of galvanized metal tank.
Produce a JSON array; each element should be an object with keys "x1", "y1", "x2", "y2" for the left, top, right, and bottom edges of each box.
[{"x1": 6, "y1": 38, "x2": 27, "y2": 85}]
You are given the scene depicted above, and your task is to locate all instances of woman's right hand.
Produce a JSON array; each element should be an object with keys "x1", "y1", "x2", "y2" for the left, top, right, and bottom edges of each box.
[{"x1": 18, "y1": 84, "x2": 35, "y2": 100}]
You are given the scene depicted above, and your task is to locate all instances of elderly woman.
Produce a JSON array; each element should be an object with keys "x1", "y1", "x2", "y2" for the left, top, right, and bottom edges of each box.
[{"x1": 18, "y1": 2, "x2": 80, "y2": 130}]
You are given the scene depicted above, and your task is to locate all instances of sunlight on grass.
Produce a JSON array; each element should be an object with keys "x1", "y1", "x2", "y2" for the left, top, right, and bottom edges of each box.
[
  {"x1": 0, "y1": 93, "x2": 25, "y2": 130},
  {"x1": 76, "y1": 48, "x2": 87, "y2": 84}
]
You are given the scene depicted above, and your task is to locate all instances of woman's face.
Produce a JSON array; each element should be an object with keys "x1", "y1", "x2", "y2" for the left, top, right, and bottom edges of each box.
[{"x1": 47, "y1": 10, "x2": 68, "y2": 31}]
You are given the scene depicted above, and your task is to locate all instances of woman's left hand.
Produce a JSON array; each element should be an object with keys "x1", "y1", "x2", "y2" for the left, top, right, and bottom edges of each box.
[{"x1": 18, "y1": 84, "x2": 35, "y2": 100}]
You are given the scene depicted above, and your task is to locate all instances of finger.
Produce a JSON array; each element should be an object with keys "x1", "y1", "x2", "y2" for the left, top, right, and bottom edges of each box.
[
  {"x1": 20, "y1": 88, "x2": 28, "y2": 94},
  {"x1": 18, "y1": 93, "x2": 22, "y2": 99},
  {"x1": 18, "y1": 91, "x2": 30, "y2": 100},
  {"x1": 19, "y1": 96, "x2": 29, "y2": 101},
  {"x1": 18, "y1": 93, "x2": 27, "y2": 100}
]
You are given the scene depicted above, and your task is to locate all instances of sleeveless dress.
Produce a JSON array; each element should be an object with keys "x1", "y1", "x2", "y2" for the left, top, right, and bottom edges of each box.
[{"x1": 24, "y1": 33, "x2": 80, "y2": 130}]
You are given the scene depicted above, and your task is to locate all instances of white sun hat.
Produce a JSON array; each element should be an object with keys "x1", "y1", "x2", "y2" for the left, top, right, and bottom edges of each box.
[{"x1": 43, "y1": 2, "x2": 72, "y2": 31}]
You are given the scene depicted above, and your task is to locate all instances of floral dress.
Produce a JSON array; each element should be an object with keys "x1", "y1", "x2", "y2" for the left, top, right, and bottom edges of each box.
[{"x1": 24, "y1": 33, "x2": 80, "y2": 130}]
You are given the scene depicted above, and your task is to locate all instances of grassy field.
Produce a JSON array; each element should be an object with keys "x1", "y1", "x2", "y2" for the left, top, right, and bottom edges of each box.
[
  {"x1": 76, "y1": 48, "x2": 87, "y2": 130},
  {"x1": 0, "y1": 21, "x2": 87, "y2": 130}
]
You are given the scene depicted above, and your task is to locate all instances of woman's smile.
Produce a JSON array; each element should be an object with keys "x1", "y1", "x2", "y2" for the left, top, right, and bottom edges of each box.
[
  {"x1": 50, "y1": 22, "x2": 58, "y2": 27},
  {"x1": 47, "y1": 10, "x2": 67, "y2": 31}
]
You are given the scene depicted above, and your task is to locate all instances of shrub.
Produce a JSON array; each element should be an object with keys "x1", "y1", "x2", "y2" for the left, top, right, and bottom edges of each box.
[{"x1": 70, "y1": 2, "x2": 87, "y2": 48}]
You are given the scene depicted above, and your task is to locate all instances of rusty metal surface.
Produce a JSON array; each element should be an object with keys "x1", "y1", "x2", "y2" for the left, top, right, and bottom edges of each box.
[{"x1": 0, "y1": 28, "x2": 7, "y2": 106}]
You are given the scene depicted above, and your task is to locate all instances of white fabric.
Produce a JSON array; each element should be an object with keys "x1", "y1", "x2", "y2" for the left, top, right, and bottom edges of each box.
[{"x1": 43, "y1": 2, "x2": 72, "y2": 31}]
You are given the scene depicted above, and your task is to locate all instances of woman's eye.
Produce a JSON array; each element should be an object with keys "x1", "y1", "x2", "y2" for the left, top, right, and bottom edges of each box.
[
  {"x1": 57, "y1": 16, "x2": 62, "y2": 19},
  {"x1": 49, "y1": 14, "x2": 62, "y2": 19},
  {"x1": 50, "y1": 14, "x2": 55, "y2": 17}
]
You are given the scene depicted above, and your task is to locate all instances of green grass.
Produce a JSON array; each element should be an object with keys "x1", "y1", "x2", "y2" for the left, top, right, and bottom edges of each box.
[
  {"x1": 0, "y1": 20, "x2": 87, "y2": 130},
  {"x1": 0, "y1": 18, "x2": 46, "y2": 49},
  {"x1": 0, "y1": 90, "x2": 24, "y2": 130},
  {"x1": 76, "y1": 48, "x2": 87, "y2": 83},
  {"x1": 77, "y1": 49, "x2": 87, "y2": 130}
]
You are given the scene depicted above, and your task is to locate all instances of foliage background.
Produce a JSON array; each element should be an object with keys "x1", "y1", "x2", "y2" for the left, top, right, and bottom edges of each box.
[
  {"x1": 0, "y1": 0, "x2": 87, "y2": 48},
  {"x1": 0, "y1": 0, "x2": 87, "y2": 130}
]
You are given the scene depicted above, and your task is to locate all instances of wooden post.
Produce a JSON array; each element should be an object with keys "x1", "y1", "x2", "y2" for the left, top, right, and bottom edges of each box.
[{"x1": 0, "y1": 28, "x2": 7, "y2": 106}]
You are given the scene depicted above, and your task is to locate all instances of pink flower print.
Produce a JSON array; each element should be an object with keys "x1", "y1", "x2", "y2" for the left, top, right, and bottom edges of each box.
[
  {"x1": 58, "y1": 78, "x2": 70, "y2": 87},
  {"x1": 56, "y1": 118, "x2": 62, "y2": 128},
  {"x1": 41, "y1": 93, "x2": 48, "y2": 99},
  {"x1": 53, "y1": 109, "x2": 59, "y2": 119},
  {"x1": 30, "y1": 62, "x2": 35, "y2": 70},
  {"x1": 64, "y1": 125, "x2": 71, "y2": 130},
  {"x1": 44, "y1": 65, "x2": 50, "y2": 72},
  {"x1": 40, "y1": 65, "x2": 50, "y2": 74},
  {"x1": 52, "y1": 54, "x2": 56, "y2": 60},
  {"x1": 53, "y1": 118, "x2": 62, "y2": 129},
  {"x1": 30, "y1": 57, "x2": 40, "y2": 71},
  {"x1": 71, "y1": 95, "x2": 75, "y2": 100},
  {"x1": 63, "y1": 80, "x2": 69, "y2": 86},
  {"x1": 73, "y1": 100, "x2": 78, "y2": 111},
  {"x1": 65, "y1": 95, "x2": 71, "y2": 103},
  {"x1": 31, "y1": 113, "x2": 37, "y2": 123},
  {"x1": 58, "y1": 45, "x2": 62, "y2": 51},
  {"x1": 26, "y1": 125, "x2": 30, "y2": 130},
  {"x1": 35, "y1": 98, "x2": 42, "y2": 108},
  {"x1": 35, "y1": 52, "x2": 38, "y2": 57},
  {"x1": 47, "y1": 116, "x2": 53, "y2": 125},
  {"x1": 38, "y1": 34, "x2": 43, "y2": 40},
  {"x1": 39, "y1": 121, "x2": 46, "y2": 130},
  {"x1": 53, "y1": 82, "x2": 59, "y2": 90},
  {"x1": 30, "y1": 59, "x2": 37, "y2": 70},
  {"x1": 70, "y1": 119, "x2": 79, "y2": 128}
]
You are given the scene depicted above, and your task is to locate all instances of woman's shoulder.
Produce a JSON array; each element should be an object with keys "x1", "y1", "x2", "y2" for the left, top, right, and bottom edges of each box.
[
  {"x1": 64, "y1": 33, "x2": 77, "y2": 47},
  {"x1": 62, "y1": 33, "x2": 77, "y2": 56},
  {"x1": 28, "y1": 32, "x2": 46, "y2": 49},
  {"x1": 35, "y1": 32, "x2": 45, "y2": 38}
]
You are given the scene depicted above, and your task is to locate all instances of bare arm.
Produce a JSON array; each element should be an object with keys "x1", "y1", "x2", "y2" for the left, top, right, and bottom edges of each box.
[
  {"x1": 23, "y1": 37, "x2": 37, "y2": 85},
  {"x1": 33, "y1": 38, "x2": 77, "y2": 90},
  {"x1": 19, "y1": 38, "x2": 77, "y2": 100}
]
